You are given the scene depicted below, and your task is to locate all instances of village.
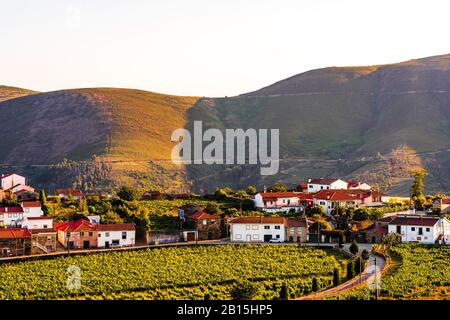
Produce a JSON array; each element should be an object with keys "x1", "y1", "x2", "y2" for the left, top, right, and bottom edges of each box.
[{"x1": 1, "y1": 172, "x2": 450, "y2": 259}]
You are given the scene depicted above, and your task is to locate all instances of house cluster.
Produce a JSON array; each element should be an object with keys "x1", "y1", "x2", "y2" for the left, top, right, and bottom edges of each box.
[
  {"x1": 254, "y1": 178, "x2": 386, "y2": 215},
  {"x1": 0, "y1": 173, "x2": 36, "y2": 202},
  {"x1": 0, "y1": 173, "x2": 136, "y2": 258}
]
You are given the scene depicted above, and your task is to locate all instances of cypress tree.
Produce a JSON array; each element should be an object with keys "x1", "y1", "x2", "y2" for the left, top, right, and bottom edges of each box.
[
  {"x1": 347, "y1": 260, "x2": 355, "y2": 280},
  {"x1": 333, "y1": 268, "x2": 340, "y2": 286}
]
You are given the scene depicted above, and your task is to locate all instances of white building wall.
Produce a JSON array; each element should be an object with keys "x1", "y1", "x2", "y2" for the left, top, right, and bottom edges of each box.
[
  {"x1": 307, "y1": 179, "x2": 348, "y2": 193},
  {"x1": 1, "y1": 174, "x2": 25, "y2": 190},
  {"x1": 230, "y1": 223, "x2": 285, "y2": 242},
  {"x1": 22, "y1": 218, "x2": 53, "y2": 229},
  {"x1": 98, "y1": 230, "x2": 135, "y2": 247},
  {"x1": 388, "y1": 224, "x2": 438, "y2": 244}
]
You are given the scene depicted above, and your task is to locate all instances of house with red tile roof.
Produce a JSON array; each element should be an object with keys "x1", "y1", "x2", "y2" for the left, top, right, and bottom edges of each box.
[
  {"x1": 56, "y1": 188, "x2": 84, "y2": 200},
  {"x1": 183, "y1": 210, "x2": 221, "y2": 241},
  {"x1": 228, "y1": 216, "x2": 286, "y2": 242},
  {"x1": 254, "y1": 191, "x2": 310, "y2": 213},
  {"x1": 54, "y1": 219, "x2": 98, "y2": 249},
  {"x1": 313, "y1": 189, "x2": 363, "y2": 215},
  {"x1": 0, "y1": 228, "x2": 32, "y2": 257},
  {"x1": 388, "y1": 215, "x2": 450, "y2": 244}
]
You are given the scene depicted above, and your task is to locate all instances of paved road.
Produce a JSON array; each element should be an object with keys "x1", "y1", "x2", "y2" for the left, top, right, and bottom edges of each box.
[{"x1": 298, "y1": 243, "x2": 386, "y2": 300}]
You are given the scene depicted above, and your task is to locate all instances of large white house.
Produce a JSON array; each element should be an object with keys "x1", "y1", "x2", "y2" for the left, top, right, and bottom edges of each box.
[
  {"x1": 313, "y1": 189, "x2": 362, "y2": 215},
  {"x1": 388, "y1": 215, "x2": 450, "y2": 244},
  {"x1": 229, "y1": 217, "x2": 285, "y2": 242},
  {"x1": 22, "y1": 216, "x2": 53, "y2": 230},
  {"x1": 97, "y1": 223, "x2": 136, "y2": 248},
  {"x1": 307, "y1": 178, "x2": 349, "y2": 193},
  {"x1": 253, "y1": 192, "x2": 303, "y2": 213},
  {"x1": 0, "y1": 201, "x2": 44, "y2": 227}
]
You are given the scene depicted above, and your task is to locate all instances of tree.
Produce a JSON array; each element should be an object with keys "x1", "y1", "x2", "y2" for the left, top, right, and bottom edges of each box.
[
  {"x1": 361, "y1": 249, "x2": 370, "y2": 261},
  {"x1": 117, "y1": 186, "x2": 139, "y2": 201},
  {"x1": 235, "y1": 190, "x2": 248, "y2": 213},
  {"x1": 101, "y1": 210, "x2": 124, "y2": 224},
  {"x1": 39, "y1": 189, "x2": 47, "y2": 205},
  {"x1": 269, "y1": 183, "x2": 288, "y2": 192},
  {"x1": 205, "y1": 202, "x2": 221, "y2": 215},
  {"x1": 382, "y1": 232, "x2": 401, "y2": 245},
  {"x1": 309, "y1": 220, "x2": 332, "y2": 233},
  {"x1": 346, "y1": 261, "x2": 355, "y2": 280},
  {"x1": 230, "y1": 281, "x2": 258, "y2": 300},
  {"x1": 333, "y1": 268, "x2": 340, "y2": 286},
  {"x1": 349, "y1": 239, "x2": 359, "y2": 255},
  {"x1": 311, "y1": 277, "x2": 318, "y2": 292},
  {"x1": 410, "y1": 168, "x2": 427, "y2": 198},
  {"x1": 246, "y1": 186, "x2": 257, "y2": 195},
  {"x1": 306, "y1": 205, "x2": 326, "y2": 217},
  {"x1": 136, "y1": 205, "x2": 150, "y2": 243},
  {"x1": 352, "y1": 208, "x2": 370, "y2": 221},
  {"x1": 279, "y1": 284, "x2": 289, "y2": 300}
]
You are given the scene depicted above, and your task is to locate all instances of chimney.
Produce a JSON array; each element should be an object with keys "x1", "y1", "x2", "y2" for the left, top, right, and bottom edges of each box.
[
  {"x1": 308, "y1": 179, "x2": 311, "y2": 183},
  {"x1": 5, "y1": 207, "x2": 7, "y2": 212},
  {"x1": 263, "y1": 186, "x2": 267, "y2": 193}
]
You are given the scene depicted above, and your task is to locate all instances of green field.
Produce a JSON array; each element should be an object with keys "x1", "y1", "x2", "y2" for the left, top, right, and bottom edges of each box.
[
  {"x1": 333, "y1": 244, "x2": 450, "y2": 300},
  {"x1": 0, "y1": 245, "x2": 346, "y2": 300}
]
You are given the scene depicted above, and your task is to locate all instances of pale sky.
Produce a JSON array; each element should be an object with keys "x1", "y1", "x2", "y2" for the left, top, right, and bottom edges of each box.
[{"x1": 1, "y1": 0, "x2": 449, "y2": 97}]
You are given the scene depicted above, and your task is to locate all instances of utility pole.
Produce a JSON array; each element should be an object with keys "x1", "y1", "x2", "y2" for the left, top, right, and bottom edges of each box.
[
  {"x1": 67, "y1": 232, "x2": 71, "y2": 255},
  {"x1": 374, "y1": 256, "x2": 378, "y2": 300}
]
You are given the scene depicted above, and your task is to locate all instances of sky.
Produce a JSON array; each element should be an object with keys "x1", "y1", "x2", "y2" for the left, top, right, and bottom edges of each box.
[{"x1": 1, "y1": 0, "x2": 450, "y2": 97}]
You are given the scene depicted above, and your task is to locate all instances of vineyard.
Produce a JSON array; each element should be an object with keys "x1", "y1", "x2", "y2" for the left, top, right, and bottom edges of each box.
[
  {"x1": 333, "y1": 244, "x2": 450, "y2": 300},
  {"x1": 0, "y1": 245, "x2": 346, "y2": 300}
]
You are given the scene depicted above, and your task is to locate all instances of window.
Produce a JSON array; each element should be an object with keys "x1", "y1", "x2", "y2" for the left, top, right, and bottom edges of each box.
[
  {"x1": 13, "y1": 213, "x2": 17, "y2": 218},
  {"x1": 418, "y1": 228, "x2": 423, "y2": 235},
  {"x1": 47, "y1": 236, "x2": 52, "y2": 241},
  {"x1": 426, "y1": 228, "x2": 430, "y2": 232},
  {"x1": 275, "y1": 226, "x2": 280, "y2": 230},
  {"x1": 245, "y1": 225, "x2": 251, "y2": 230},
  {"x1": 43, "y1": 225, "x2": 48, "y2": 229},
  {"x1": 290, "y1": 228, "x2": 295, "y2": 235},
  {"x1": 264, "y1": 226, "x2": 270, "y2": 230},
  {"x1": 112, "y1": 240, "x2": 120, "y2": 245},
  {"x1": 320, "y1": 201, "x2": 325, "y2": 205},
  {"x1": 202, "y1": 220, "x2": 207, "y2": 225},
  {"x1": 8, "y1": 213, "x2": 12, "y2": 218},
  {"x1": 67, "y1": 232, "x2": 71, "y2": 237},
  {"x1": 253, "y1": 234, "x2": 259, "y2": 239},
  {"x1": 326, "y1": 186, "x2": 330, "y2": 189},
  {"x1": 89, "y1": 232, "x2": 93, "y2": 237},
  {"x1": 252, "y1": 225, "x2": 258, "y2": 230},
  {"x1": 309, "y1": 185, "x2": 313, "y2": 189},
  {"x1": 320, "y1": 186, "x2": 324, "y2": 190},
  {"x1": 106, "y1": 232, "x2": 110, "y2": 237},
  {"x1": 98, "y1": 234, "x2": 101, "y2": 238},
  {"x1": 297, "y1": 227, "x2": 302, "y2": 234},
  {"x1": 411, "y1": 227, "x2": 415, "y2": 231},
  {"x1": 25, "y1": 208, "x2": 29, "y2": 213},
  {"x1": 122, "y1": 232, "x2": 127, "y2": 240},
  {"x1": 235, "y1": 234, "x2": 242, "y2": 239},
  {"x1": 396, "y1": 226, "x2": 401, "y2": 233},
  {"x1": 276, "y1": 235, "x2": 280, "y2": 239},
  {"x1": 80, "y1": 232, "x2": 84, "y2": 236},
  {"x1": 417, "y1": 237, "x2": 421, "y2": 241}
]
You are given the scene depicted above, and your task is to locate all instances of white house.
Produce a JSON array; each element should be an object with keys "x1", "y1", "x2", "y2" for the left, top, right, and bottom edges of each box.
[
  {"x1": 229, "y1": 216, "x2": 285, "y2": 242},
  {"x1": 1, "y1": 173, "x2": 26, "y2": 190},
  {"x1": 347, "y1": 180, "x2": 372, "y2": 190},
  {"x1": 253, "y1": 192, "x2": 302, "y2": 213},
  {"x1": 313, "y1": 189, "x2": 362, "y2": 215},
  {"x1": 0, "y1": 207, "x2": 24, "y2": 226},
  {"x1": 387, "y1": 215, "x2": 450, "y2": 244},
  {"x1": 307, "y1": 178, "x2": 348, "y2": 193},
  {"x1": 22, "y1": 217, "x2": 53, "y2": 230},
  {"x1": 97, "y1": 223, "x2": 136, "y2": 248},
  {"x1": 20, "y1": 201, "x2": 43, "y2": 217}
]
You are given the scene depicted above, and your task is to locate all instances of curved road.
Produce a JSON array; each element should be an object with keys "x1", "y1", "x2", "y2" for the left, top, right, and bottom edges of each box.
[{"x1": 298, "y1": 243, "x2": 386, "y2": 300}]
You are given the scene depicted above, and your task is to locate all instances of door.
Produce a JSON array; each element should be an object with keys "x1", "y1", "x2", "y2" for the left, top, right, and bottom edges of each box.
[
  {"x1": 186, "y1": 232, "x2": 196, "y2": 241},
  {"x1": 371, "y1": 236, "x2": 376, "y2": 244},
  {"x1": 83, "y1": 240, "x2": 90, "y2": 249},
  {"x1": 264, "y1": 234, "x2": 272, "y2": 242},
  {"x1": 68, "y1": 241, "x2": 75, "y2": 249},
  {"x1": 105, "y1": 241, "x2": 110, "y2": 248},
  {"x1": 246, "y1": 234, "x2": 252, "y2": 242}
]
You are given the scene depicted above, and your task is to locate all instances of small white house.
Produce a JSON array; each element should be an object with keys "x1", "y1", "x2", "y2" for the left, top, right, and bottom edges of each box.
[
  {"x1": 307, "y1": 178, "x2": 348, "y2": 193},
  {"x1": 22, "y1": 217, "x2": 53, "y2": 230},
  {"x1": 20, "y1": 201, "x2": 43, "y2": 218},
  {"x1": 347, "y1": 180, "x2": 372, "y2": 190},
  {"x1": 387, "y1": 215, "x2": 450, "y2": 244},
  {"x1": 0, "y1": 207, "x2": 24, "y2": 226},
  {"x1": 253, "y1": 192, "x2": 302, "y2": 213},
  {"x1": 97, "y1": 223, "x2": 136, "y2": 248},
  {"x1": 229, "y1": 217, "x2": 285, "y2": 242},
  {"x1": 313, "y1": 189, "x2": 362, "y2": 215}
]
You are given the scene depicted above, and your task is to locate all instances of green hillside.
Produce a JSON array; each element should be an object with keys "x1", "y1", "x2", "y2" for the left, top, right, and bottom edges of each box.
[
  {"x1": 1, "y1": 54, "x2": 449, "y2": 195},
  {"x1": 0, "y1": 85, "x2": 38, "y2": 102}
]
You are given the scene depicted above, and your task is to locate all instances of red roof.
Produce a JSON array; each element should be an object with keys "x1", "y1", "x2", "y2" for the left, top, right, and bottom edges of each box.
[
  {"x1": 389, "y1": 216, "x2": 439, "y2": 227},
  {"x1": 229, "y1": 216, "x2": 285, "y2": 224},
  {"x1": 260, "y1": 192, "x2": 298, "y2": 200},
  {"x1": 298, "y1": 183, "x2": 308, "y2": 189},
  {"x1": 309, "y1": 178, "x2": 339, "y2": 185},
  {"x1": 0, "y1": 228, "x2": 31, "y2": 239},
  {"x1": 285, "y1": 217, "x2": 307, "y2": 228},
  {"x1": 297, "y1": 193, "x2": 314, "y2": 201},
  {"x1": 56, "y1": 189, "x2": 83, "y2": 196},
  {"x1": 189, "y1": 212, "x2": 220, "y2": 220},
  {"x1": 313, "y1": 189, "x2": 359, "y2": 201},
  {"x1": 441, "y1": 198, "x2": 450, "y2": 204},
  {"x1": 21, "y1": 201, "x2": 41, "y2": 208},
  {"x1": 0, "y1": 206, "x2": 24, "y2": 213},
  {"x1": 98, "y1": 223, "x2": 135, "y2": 231},
  {"x1": 54, "y1": 219, "x2": 97, "y2": 232}
]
